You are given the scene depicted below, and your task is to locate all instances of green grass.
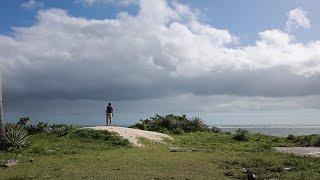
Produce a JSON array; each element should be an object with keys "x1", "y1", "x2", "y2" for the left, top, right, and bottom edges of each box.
[{"x1": 1, "y1": 130, "x2": 320, "y2": 179}]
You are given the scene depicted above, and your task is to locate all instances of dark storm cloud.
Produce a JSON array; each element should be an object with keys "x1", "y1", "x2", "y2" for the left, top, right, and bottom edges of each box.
[{"x1": 4, "y1": 66, "x2": 320, "y2": 105}]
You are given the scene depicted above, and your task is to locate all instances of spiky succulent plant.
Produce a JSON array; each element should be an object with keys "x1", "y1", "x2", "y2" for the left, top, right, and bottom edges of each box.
[{"x1": 2, "y1": 124, "x2": 30, "y2": 150}]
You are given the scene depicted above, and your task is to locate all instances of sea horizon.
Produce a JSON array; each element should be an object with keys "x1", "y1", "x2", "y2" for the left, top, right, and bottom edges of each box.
[{"x1": 214, "y1": 123, "x2": 320, "y2": 136}]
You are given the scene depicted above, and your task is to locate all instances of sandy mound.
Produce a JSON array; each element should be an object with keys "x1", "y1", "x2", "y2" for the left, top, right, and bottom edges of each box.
[
  {"x1": 85, "y1": 126, "x2": 172, "y2": 147},
  {"x1": 274, "y1": 147, "x2": 320, "y2": 157}
]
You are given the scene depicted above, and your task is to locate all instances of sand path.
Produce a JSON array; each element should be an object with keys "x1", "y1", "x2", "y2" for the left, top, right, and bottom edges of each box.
[
  {"x1": 85, "y1": 126, "x2": 172, "y2": 147},
  {"x1": 274, "y1": 147, "x2": 320, "y2": 157}
]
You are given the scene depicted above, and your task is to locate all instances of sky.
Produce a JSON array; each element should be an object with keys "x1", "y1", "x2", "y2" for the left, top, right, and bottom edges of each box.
[{"x1": 1, "y1": 0, "x2": 320, "y2": 126}]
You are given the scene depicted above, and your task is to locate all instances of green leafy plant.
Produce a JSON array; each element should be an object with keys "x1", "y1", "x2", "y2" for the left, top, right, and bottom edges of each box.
[
  {"x1": 130, "y1": 114, "x2": 213, "y2": 134},
  {"x1": 25, "y1": 124, "x2": 38, "y2": 135},
  {"x1": 209, "y1": 126, "x2": 221, "y2": 133},
  {"x1": 286, "y1": 134, "x2": 295, "y2": 141},
  {"x1": 25, "y1": 122, "x2": 49, "y2": 135},
  {"x1": 17, "y1": 117, "x2": 30, "y2": 126},
  {"x1": 293, "y1": 134, "x2": 320, "y2": 147},
  {"x1": 1, "y1": 124, "x2": 30, "y2": 150},
  {"x1": 45, "y1": 124, "x2": 79, "y2": 137},
  {"x1": 232, "y1": 129, "x2": 249, "y2": 141}
]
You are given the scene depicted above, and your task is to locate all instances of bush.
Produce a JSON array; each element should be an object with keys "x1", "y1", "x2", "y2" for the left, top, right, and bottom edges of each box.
[
  {"x1": 209, "y1": 126, "x2": 221, "y2": 133},
  {"x1": 24, "y1": 122, "x2": 48, "y2": 135},
  {"x1": 1, "y1": 124, "x2": 30, "y2": 151},
  {"x1": 293, "y1": 134, "x2": 320, "y2": 147},
  {"x1": 45, "y1": 124, "x2": 79, "y2": 137},
  {"x1": 172, "y1": 128, "x2": 184, "y2": 135},
  {"x1": 130, "y1": 114, "x2": 209, "y2": 134},
  {"x1": 257, "y1": 141, "x2": 272, "y2": 151},
  {"x1": 25, "y1": 122, "x2": 78, "y2": 136},
  {"x1": 70, "y1": 129, "x2": 130, "y2": 147},
  {"x1": 232, "y1": 129, "x2": 249, "y2": 141},
  {"x1": 287, "y1": 134, "x2": 296, "y2": 141},
  {"x1": 17, "y1": 117, "x2": 30, "y2": 126}
]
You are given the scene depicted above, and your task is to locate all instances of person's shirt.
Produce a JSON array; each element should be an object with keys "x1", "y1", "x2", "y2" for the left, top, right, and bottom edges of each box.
[{"x1": 106, "y1": 106, "x2": 113, "y2": 114}]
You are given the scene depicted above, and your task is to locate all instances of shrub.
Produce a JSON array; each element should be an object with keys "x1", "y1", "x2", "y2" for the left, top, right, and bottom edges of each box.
[
  {"x1": 17, "y1": 117, "x2": 30, "y2": 126},
  {"x1": 36, "y1": 122, "x2": 48, "y2": 131},
  {"x1": 257, "y1": 141, "x2": 272, "y2": 151},
  {"x1": 291, "y1": 134, "x2": 320, "y2": 147},
  {"x1": 25, "y1": 122, "x2": 48, "y2": 135},
  {"x1": 232, "y1": 129, "x2": 249, "y2": 141},
  {"x1": 294, "y1": 135, "x2": 312, "y2": 146},
  {"x1": 131, "y1": 122, "x2": 146, "y2": 130},
  {"x1": 287, "y1": 134, "x2": 296, "y2": 141},
  {"x1": 45, "y1": 124, "x2": 78, "y2": 137},
  {"x1": 310, "y1": 135, "x2": 320, "y2": 147},
  {"x1": 130, "y1": 114, "x2": 209, "y2": 134},
  {"x1": 209, "y1": 126, "x2": 221, "y2": 133},
  {"x1": 70, "y1": 129, "x2": 130, "y2": 146},
  {"x1": 26, "y1": 122, "x2": 78, "y2": 136},
  {"x1": 172, "y1": 128, "x2": 184, "y2": 135},
  {"x1": 1, "y1": 124, "x2": 30, "y2": 151},
  {"x1": 25, "y1": 124, "x2": 38, "y2": 135}
]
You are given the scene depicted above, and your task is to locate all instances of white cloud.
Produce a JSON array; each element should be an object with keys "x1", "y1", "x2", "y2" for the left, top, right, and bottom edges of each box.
[
  {"x1": 21, "y1": 0, "x2": 43, "y2": 10},
  {"x1": 75, "y1": 0, "x2": 139, "y2": 6},
  {"x1": 286, "y1": 8, "x2": 310, "y2": 32},
  {"x1": 1, "y1": 0, "x2": 320, "y2": 107}
]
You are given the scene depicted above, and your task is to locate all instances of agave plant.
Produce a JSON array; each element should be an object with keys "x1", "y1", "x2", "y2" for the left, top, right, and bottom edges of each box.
[
  {"x1": 45, "y1": 124, "x2": 78, "y2": 137},
  {"x1": 45, "y1": 126, "x2": 69, "y2": 137},
  {"x1": 2, "y1": 124, "x2": 30, "y2": 150}
]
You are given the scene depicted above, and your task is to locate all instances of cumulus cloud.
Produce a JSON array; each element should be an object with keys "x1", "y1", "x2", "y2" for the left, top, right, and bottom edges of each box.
[
  {"x1": 286, "y1": 8, "x2": 311, "y2": 32},
  {"x1": 1, "y1": 0, "x2": 320, "y2": 118},
  {"x1": 21, "y1": 0, "x2": 43, "y2": 10},
  {"x1": 75, "y1": 0, "x2": 139, "y2": 6}
]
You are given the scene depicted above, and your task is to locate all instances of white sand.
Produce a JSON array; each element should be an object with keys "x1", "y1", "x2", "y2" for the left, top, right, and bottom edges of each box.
[
  {"x1": 274, "y1": 147, "x2": 320, "y2": 157},
  {"x1": 85, "y1": 126, "x2": 172, "y2": 147}
]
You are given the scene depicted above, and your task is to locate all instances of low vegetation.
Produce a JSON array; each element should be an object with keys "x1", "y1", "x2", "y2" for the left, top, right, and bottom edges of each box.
[
  {"x1": 232, "y1": 128, "x2": 250, "y2": 141},
  {"x1": 286, "y1": 134, "x2": 320, "y2": 147},
  {"x1": 0, "y1": 119, "x2": 128, "y2": 152},
  {"x1": 1, "y1": 115, "x2": 320, "y2": 179},
  {"x1": 130, "y1": 114, "x2": 220, "y2": 134},
  {"x1": 70, "y1": 129, "x2": 130, "y2": 147}
]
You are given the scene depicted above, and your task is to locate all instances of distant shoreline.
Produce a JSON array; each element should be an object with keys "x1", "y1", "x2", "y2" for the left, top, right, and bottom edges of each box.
[{"x1": 219, "y1": 126, "x2": 320, "y2": 136}]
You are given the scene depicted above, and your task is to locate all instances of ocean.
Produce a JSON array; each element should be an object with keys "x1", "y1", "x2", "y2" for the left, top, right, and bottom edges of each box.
[{"x1": 216, "y1": 124, "x2": 320, "y2": 137}]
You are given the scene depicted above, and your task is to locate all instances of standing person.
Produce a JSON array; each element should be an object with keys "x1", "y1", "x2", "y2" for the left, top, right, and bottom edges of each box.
[{"x1": 106, "y1": 103, "x2": 114, "y2": 126}]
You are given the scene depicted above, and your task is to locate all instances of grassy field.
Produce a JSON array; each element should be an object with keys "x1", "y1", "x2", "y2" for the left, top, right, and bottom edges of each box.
[{"x1": 1, "y1": 130, "x2": 320, "y2": 179}]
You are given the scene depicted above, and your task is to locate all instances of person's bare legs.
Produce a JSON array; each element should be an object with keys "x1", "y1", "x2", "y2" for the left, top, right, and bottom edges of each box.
[{"x1": 108, "y1": 113, "x2": 113, "y2": 126}]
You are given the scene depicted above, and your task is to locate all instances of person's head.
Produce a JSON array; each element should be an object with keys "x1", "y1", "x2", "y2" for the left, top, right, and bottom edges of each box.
[{"x1": 108, "y1": 103, "x2": 111, "y2": 106}]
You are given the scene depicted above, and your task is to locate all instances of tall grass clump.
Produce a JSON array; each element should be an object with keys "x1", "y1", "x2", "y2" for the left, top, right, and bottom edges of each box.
[{"x1": 130, "y1": 114, "x2": 219, "y2": 134}]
